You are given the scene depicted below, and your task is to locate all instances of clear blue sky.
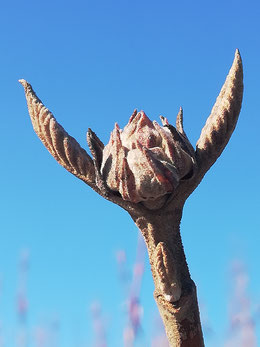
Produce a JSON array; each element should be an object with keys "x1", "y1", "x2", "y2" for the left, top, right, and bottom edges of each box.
[{"x1": 0, "y1": 0, "x2": 259, "y2": 346}]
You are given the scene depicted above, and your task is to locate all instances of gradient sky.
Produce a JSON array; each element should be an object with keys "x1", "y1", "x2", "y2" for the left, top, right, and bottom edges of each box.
[{"x1": 0, "y1": 1, "x2": 260, "y2": 346}]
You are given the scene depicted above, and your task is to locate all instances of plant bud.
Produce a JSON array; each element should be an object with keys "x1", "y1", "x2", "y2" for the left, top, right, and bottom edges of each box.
[{"x1": 101, "y1": 111, "x2": 195, "y2": 205}]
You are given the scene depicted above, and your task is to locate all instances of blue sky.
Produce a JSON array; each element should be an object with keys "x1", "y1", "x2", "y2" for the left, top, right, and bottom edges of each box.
[{"x1": 0, "y1": 0, "x2": 259, "y2": 346}]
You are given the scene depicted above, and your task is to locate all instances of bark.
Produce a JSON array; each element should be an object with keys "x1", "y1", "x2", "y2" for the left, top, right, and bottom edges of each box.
[{"x1": 130, "y1": 206, "x2": 204, "y2": 347}]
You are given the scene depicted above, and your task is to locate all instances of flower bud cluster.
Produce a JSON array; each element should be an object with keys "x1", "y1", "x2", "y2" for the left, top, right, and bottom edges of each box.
[{"x1": 101, "y1": 111, "x2": 195, "y2": 204}]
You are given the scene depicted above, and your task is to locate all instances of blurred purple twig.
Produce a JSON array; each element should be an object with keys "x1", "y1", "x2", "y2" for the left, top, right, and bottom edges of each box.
[
  {"x1": 90, "y1": 301, "x2": 107, "y2": 347},
  {"x1": 16, "y1": 249, "x2": 30, "y2": 347},
  {"x1": 224, "y1": 260, "x2": 257, "y2": 347},
  {"x1": 117, "y1": 232, "x2": 145, "y2": 347}
]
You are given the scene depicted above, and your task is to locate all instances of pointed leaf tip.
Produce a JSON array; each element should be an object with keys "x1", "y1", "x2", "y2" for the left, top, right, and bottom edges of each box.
[
  {"x1": 233, "y1": 49, "x2": 242, "y2": 71},
  {"x1": 235, "y1": 48, "x2": 241, "y2": 59},
  {"x1": 237, "y1": 48, "x2": 241, "y2": 58},
  {"x1": 19, "y1": 79, "x2": 27, "y2": 88}
]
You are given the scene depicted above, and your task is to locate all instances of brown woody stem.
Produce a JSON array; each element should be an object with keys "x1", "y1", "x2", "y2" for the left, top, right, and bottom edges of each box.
[{"x1": 130, "y1": 208, "x2": 204, "y2": 347}]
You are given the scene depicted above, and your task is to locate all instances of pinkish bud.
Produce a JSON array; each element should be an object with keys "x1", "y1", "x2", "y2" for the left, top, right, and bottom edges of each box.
[{"x1": 101, "y1": 111, "x2": 195, "y2": 205}]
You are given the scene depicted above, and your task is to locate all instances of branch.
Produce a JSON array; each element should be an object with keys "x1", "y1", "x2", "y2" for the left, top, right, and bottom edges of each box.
[
  {"x1": 195, "y1": 49, "x2": 243, "y2": 176},
  {"x1": 19, "y1": 79, "x2": 96, "y2": 189},
  {"x1": 19, "y1": 79, "x2": 140, "y2": 211},
  {"x1": 132, "y1": 212, "x2": 204, "y2": 347}
]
